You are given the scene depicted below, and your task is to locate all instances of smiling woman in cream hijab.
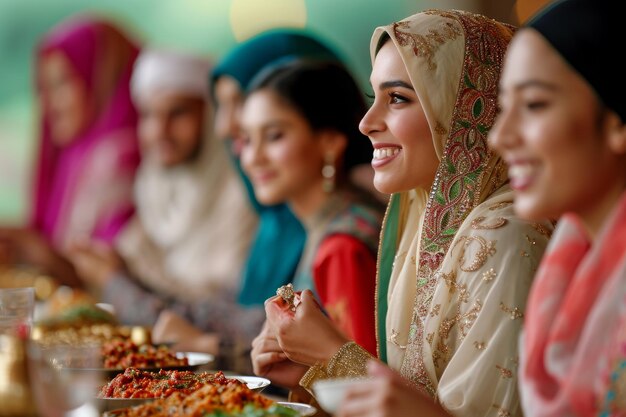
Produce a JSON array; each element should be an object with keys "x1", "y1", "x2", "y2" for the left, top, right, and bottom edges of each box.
[{"x1": 254, "y1": 9, "x2": 553, "y2": 417}]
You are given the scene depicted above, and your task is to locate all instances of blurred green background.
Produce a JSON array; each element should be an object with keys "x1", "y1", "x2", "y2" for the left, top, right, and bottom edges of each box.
[{"x1": 0, "y1": 0, "x2": 519, "y2": 224}]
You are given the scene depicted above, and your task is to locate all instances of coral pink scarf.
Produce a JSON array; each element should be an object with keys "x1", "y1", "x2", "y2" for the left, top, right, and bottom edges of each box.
[{"x1": 521, "y1": 192, "x2": 626, "y2": 416}]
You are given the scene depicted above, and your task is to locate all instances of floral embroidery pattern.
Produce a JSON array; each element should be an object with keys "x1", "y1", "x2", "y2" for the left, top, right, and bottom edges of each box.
[
  {"x1": 471, "y1": 216, "x2": 508, "y2": 230},
  {"x1": 454, "y1": 235, "x2": 497, "y2": 272},
  {"x1": 482, "y1": 268, "x2": 497, "y2": 282},
  {"x1": 488, "y1": 201, "x2": 514, "y2": 211},
  {"x1": 499, "y1": 302, "x2": 524, "y2": 320},
  {"x1": 474, "y1": 341, "x2": 486, "y2": 350},
  {"x1": 397, "y1": 10, "x2": 514, "y2": 395},
  {"x1": 393, "y1": 19, "x2": 461, "y2": 71},
  {"x1": 491, "y1": 404, "x2": 512, "y2": 417},
  {"x1": 496, "y1": 364, "x2": 513, "y2": 379},
  {"x1": 531, "y1": 222, "x2": 553, "y2": 238}
]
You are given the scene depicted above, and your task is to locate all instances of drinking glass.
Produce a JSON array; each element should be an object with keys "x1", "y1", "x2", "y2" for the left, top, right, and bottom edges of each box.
[
  {"x1": 0, "y1": 287, "x2": 35, "y2": 337},
  {"x1": 28, "y1": 342, "x2": 103, "y2": 417}
]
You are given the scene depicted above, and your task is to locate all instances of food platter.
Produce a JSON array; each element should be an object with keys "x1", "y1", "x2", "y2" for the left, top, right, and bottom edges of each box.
[
  {"x1": 95, "y1": 375, "x2": 270, "y2": 412},
  {"x1": 102, "y1": 401, "x2": 315, "y2": 417},
  {"x1": 64, "y1": 351, "x2": 214, "y2": 378}
]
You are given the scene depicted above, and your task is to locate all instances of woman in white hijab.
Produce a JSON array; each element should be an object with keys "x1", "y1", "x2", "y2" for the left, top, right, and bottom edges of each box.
[{"x1": 70, "y1": 49, "x2": 259, "y2": 359}]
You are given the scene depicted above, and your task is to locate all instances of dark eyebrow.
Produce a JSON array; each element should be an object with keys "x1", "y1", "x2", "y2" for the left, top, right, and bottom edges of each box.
[
  {"x1": 379, "y1": 80, "x2": 414, "y2": 91},
  {"x1": 511, "y1": 79, "x2": 559, "y2": 92}
]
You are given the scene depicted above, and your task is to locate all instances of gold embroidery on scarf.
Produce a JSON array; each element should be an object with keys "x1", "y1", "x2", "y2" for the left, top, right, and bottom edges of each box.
[
  {"x1": 491, "y1": 404, "x2": 512, "y2": 417},
  {"x1": 440, "y1": 270, "x2": 457, "y2": 292},
  {"x1": 388, "y1": 329, "x2": 407, "y2": 349},
  {"x1": 488, "y1": 201, "x2": 513, "y2": 211},
  {"x1": 520, "y1": 250, "x2": 530, "y2": 258},
  {"x1": 496, "y1": 364, "x2": 513, "y2": 379},
  {"x1": 499, "y1": 302, "x2": 524, "y2": 320},
  {"x1": 531, "y1": 222, "x2": 553, "y2": 238},
  {"x1": 393, "y1": 19, "x2": 462, "y2": 70},
  {"x1": 489, "y1": 164, "x2": 507, "y2": 194},
  {"x1": 434, "y1": 299, "x2": 482, "y2": 368},
  {"x1": 393, "y1": 250, "x2": 408, "y2": 269},
  {"x1": 430, "y1": 304, "x2": 441, "y2": 317},
  {"x1": 426, "y1": 332, "x2": 435, "y2": 346},
  {"x1": 474, "y1": 341, "x2": 486, "y2": 350},
  {"x1": 471, "y1": 216, "x2": 508, "y2": 230},
  {"x1": 434, "y1": 121, "x2": 447, "y2": 135},
  {"x1": 454, "y1": 236, "x2": 497, "y2": 272},
  {"x1": 396, "y1": 10, "x2": 514, "y2": 398},
  {"x1": 459, "y1": 300, "x2": 482, "y2": 338},
  {"x1": 482, "y1": 268, "x2": 497, "y2": 282},
  {"x1": 525, "y1": 234, "x2": 537, "y2": 245}
]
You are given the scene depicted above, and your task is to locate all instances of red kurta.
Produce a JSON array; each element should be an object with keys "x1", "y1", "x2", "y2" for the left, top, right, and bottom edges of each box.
[{"x1": 312, "y1": 234, "x2": 377, "y2": 356}]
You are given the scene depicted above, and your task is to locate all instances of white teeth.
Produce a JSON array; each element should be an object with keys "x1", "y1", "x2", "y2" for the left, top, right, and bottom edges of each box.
[
  {"x1": 373, "y1": 147, "x2": 400, "y2": 160},
  {"x1": 509, "y1": 164, "x2": 534, "y2": 180}
]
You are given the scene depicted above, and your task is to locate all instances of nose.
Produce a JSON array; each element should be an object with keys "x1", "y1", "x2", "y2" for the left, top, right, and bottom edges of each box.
[
  {"x1": 140, "y1": 114, "x2": 168, "y2": 147},
  {"x1": 359, "y1": 102, "x2": 385, "y2": 137},
  {"x1": 488, "y1": 106, "x2": 519, "y2": 154},
  {"x1": 240, "y1": 136, "x2": 264, "y2": 174},
  {"x1": 214, "y1": 106, "x2": 240, "y2": 142}
]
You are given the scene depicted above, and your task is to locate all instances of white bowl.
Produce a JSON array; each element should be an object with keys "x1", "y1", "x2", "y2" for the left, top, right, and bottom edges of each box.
[{"x1": 311, "y1": 377, "x2": 368, "y2": 413}]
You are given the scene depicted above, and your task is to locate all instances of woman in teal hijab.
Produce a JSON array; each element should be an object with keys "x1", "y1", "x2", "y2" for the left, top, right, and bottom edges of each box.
[{"x1": 211, "y1": 29, "x2": 343, "y2": 306}]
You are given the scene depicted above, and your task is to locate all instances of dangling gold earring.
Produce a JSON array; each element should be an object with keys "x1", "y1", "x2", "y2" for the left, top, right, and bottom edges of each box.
[{"x1": 322, "y1": 153, "x2": 336, "y2": 193}]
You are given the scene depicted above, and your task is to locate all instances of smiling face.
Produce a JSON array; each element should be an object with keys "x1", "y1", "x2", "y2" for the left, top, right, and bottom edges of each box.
[
  {"x1": 489, "y1": 30, "x2": 626, "y2": 228},
  {"x1": 240, "y1": 89, "x2": 328, "y2": 208},
  {"x1": 359, "y1": 41, "x2": 439, "y2": 194},
  {"x1": 39, "y1": 50, "x2": 91, "y2": 146},
  {"x1": 137, "y1": 92, "x2": 205, "y2": 167}
]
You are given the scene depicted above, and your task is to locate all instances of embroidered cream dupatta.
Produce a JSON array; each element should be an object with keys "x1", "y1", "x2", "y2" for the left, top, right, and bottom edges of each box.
[
  {"x1": 374, "y1": 10, "x2": 552, "y2": 416},
  {"x1": 300, "y1": 11, "x2": 553, "y2": 416}
]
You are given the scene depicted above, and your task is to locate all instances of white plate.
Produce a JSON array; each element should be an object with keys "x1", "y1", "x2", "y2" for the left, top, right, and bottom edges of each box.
[
  {"x1": 177, "y1": 351, "x2": 215, "y2": 368},
  {"x1": 64, "y1": 351, "x2": 215, "y2": 378},
  {"x1": 230, "y1": 375, "x2": 271, "y2": 391},
  {"x1": 277, "y1": 401, "x2": 317, "y2": 416}
]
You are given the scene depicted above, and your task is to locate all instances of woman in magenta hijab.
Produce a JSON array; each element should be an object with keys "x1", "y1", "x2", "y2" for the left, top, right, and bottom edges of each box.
[{"x1": 0, "y1": 16, "x2": 141, "y2": 286}]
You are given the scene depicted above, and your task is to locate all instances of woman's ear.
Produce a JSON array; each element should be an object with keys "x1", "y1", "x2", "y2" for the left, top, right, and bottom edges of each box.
[
  {"x1": 605, "y1": 111, "x2": 626, "y2": 155},
  {"x1": 318, "y1": 129, "x2": 348, "y2": 162}
]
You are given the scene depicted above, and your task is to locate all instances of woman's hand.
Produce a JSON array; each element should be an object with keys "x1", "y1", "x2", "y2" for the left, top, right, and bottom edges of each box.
[
  {"x1": 337, "y1": 361, "x2": 450, "y2": 417},
  {"x1": 265, "y1": 289, "x2": 349, "y2": 367},
  {"x1": 250, "y1": 321, "x2": 308, "y2": 390},
  {"x1": 68, "y1": 239, "x2": 122, "y2": 288},
  {"x1": 152, "y1": 310, "x2": 219, "y2": 354},
  {"x1": 0, "y1": 227, "x2": 82, "y2": 287},
  {"x1": 0, "y1": 227, "x2": 54, "y2": 268}
]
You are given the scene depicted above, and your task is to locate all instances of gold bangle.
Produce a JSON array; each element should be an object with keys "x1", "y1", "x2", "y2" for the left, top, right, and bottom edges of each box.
[{"x1": 300, "y1": 341, "x2": 371, "y2": 391}]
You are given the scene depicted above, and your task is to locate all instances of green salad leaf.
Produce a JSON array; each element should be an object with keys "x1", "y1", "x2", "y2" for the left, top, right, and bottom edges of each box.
[{"x1": 203, "y1": 404, "x2": 299, "y2": 417}]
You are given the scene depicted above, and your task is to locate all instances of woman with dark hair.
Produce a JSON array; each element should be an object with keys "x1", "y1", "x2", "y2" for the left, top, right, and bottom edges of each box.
[
  {"x1": 241, "y1": 60, "x2": 383, "y2": 357},
  {"x1": 212, "y1": 30, "x2": 344, "y2": 308},
  {"x1": 489, "y1": 0, "x2": 626, "y2": 414}
]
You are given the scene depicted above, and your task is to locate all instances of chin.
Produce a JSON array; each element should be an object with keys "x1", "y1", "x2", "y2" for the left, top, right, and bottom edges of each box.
[
  {"x1": 512, "y1": 195, "x2": 553, "y2": 222},
  {"x1": 373, "y1": 177, "x2": 398, "y2": 195},
  {"x1": 254, "y1": 191, "x2": 282, "y2": 207}
]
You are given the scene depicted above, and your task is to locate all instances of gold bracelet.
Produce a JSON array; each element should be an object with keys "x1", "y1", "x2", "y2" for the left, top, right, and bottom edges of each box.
[
  {"x1": 300, "y1": 341, "x2": 371, "y2": 391},
  {"x1": 326, "y1": 341, "x2": 371, "y2": 377}
]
